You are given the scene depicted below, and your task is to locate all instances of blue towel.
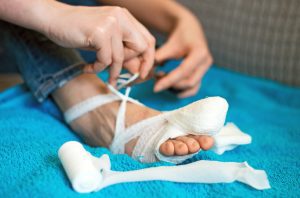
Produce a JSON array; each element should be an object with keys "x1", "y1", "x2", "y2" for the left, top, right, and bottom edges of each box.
[{"x1": 0, "y1": 62, "x2": 299, "y2": 197}]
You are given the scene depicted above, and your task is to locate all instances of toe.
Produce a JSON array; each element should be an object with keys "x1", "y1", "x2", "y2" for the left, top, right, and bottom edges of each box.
[
  {"x1": 159, "y1": 140, "x2": 175, "y2": 156},
  {"x1": 175, "y1": 136, "x2": 200, "y2": 154},
  {"x1": 173, "y1": 140, "x2": 189, "y2": 156},
  {"x1": 195, "y1": 136, "x2": 214, "y2": 150}
]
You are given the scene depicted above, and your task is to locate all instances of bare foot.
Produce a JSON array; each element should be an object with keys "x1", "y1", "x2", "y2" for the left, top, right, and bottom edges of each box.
[{"x1": 52, "y1": 73, "x2": 214, "y2": 157}]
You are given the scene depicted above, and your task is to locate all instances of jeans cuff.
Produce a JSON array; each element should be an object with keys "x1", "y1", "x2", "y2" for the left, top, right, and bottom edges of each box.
[{"x1": 34, "y1": 62, "x2": 85, "y2": 102}]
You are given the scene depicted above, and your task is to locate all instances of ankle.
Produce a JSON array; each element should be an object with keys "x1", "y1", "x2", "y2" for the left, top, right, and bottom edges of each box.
[
  {"x1": 125, "y1": 103, "x2": 160, "y2": 127},
  {"x1": 52, "y1": 74, "x2": 108, "y2": 111},
  {"x1": 98, "y1": 101, "x2": 160, "y2": 128}
]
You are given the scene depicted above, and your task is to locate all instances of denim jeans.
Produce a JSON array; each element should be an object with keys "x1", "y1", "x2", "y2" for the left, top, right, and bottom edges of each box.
[{"x1": 0, "y1": 21, "x2": 86, "y2": 102}]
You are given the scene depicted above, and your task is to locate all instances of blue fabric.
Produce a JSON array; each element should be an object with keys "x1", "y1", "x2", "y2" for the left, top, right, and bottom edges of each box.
[{"x1": 0, "y1": 62, "x2": 299, "y2": 197}]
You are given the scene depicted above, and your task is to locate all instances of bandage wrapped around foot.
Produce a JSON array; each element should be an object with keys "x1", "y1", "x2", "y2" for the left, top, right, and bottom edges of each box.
[
  {"x1": 58, "y1": 141, "x2": 270, "y2": 193},
  {"x1": 127, "y1": 96, "x2": 251, "y2": 163},
  {"x1": 64, "y1": 75, "x2": 251, "y2": 163}
]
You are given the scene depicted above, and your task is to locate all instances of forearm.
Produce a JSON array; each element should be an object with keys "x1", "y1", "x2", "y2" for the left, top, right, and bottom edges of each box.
[
  {"x1": 99, "y1": 0, "x2": 191, "y2": 34},
  {"x1": 0, "y1": 0, "x2": 69, "y2": 34}
]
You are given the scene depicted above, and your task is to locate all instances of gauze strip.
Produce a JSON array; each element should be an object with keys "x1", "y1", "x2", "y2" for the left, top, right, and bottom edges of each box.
[
  {"x1": 64, "y1": 73, "x2": 252, "y2": 164},
  {"x1": 212, "y1": 123, "x2": 252, "y2": 154},
  {"x1": 58, "y1": 141, "x2": 271, "y2": 193},
  {"x1": 64, "y1": 94, "x2": 120, "y2": 123}
]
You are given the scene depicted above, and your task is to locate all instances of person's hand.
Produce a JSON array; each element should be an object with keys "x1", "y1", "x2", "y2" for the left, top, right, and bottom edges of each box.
[
  {"x1": 154, "y1": 12, "x2": 213, "y2": 98},
  {"x1": 44, "y1": 5, "x2": 155, "y2": 85}
]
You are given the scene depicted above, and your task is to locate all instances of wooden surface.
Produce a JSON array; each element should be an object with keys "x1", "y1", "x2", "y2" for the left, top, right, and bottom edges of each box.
[{"x1": 0, "y1": 74, "x2": 23, "y2": 92}]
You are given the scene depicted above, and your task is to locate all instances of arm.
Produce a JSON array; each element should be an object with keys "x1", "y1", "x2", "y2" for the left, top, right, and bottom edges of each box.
[
  {"x1": 99, "y1": 0, "x2": 186, "y2": 33},
  {"x1": 0, "y1": 0, "x2": 156, "y2": 83},
  {"x1": 0, "y1": 0, "x2": 65, "y2": 34}
]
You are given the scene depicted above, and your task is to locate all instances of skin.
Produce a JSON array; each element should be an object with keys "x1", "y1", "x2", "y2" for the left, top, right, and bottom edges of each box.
[
  {"x1": 52, "y1": 73, "x2": 214, "y2": 157},
  {"x1": 0, "y1": 0, "x2": 214, "y2": 155},
  {"x1": 0, "y1": 0, "x2": 212, "y2": 96},
  {"x1": 100, "y1": 0, "x2": 213, "y2": 98},
  {"x1": 0, "y1": 0, "x2": 155, "y2": 85}
]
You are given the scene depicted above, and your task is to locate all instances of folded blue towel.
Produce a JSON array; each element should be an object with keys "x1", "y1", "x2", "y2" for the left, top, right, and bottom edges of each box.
[{"x1": 0, "y1": 62, "x2": 299, "y2": 197}]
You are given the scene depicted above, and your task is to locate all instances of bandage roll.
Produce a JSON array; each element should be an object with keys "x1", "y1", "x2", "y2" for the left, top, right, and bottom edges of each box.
[{"x1": 58, "y1": 141, "x2": 102, "y2": 193}]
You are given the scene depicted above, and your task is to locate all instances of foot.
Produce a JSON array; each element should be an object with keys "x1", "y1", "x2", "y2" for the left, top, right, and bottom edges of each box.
[{"x1": 52, "y1": 73, "x2": 214, "y2": 157}]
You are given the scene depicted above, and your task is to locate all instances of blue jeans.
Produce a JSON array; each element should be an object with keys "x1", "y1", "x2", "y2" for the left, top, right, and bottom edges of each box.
[
  {"x1": 0, "y1": 21, "x2": 87, "y2": 102},
  {"x1": 0, "y1": 0, "x2": 100, "y2": 101}
]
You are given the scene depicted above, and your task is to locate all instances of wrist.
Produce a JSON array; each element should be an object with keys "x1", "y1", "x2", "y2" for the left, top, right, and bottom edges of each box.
[
  {"x1": 33, "y1": 0, "x2": 72, "y2": 35},
  {"x1": 162, "y1": 2, "x2": 197, "y2": 33}
]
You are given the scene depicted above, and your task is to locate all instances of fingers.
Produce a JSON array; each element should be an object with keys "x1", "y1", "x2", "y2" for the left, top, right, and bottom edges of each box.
[
  {"x1": 124, "y1": 47, "x2": 140, "y2": 61},
  {"x1": 140, "y1": 39, "x2": 155, "y2": 78},
  {"x1": 123, "y1": 57, "x2": 141, "y2": 74},
  {"x1": 174, "y1": 54, "x2": 212, "y2": 97},
  {"x1": 177, "y1": 83, "x2": 200, "y2": 98},
  {"x1": 172, "y1": 62, "x2": 209, "y2": 90},
  {"x1": 154, "y1": 46, "x2": 213, "y2": 97},
  {"x1": 122, "y1": 9, "x2": 155, "y2": 78},
  {"x1": 95, "y1": 44, "x2": 112, "y2": 71},
  {"x1": 124, "y1": 57, "x2": 156, "y2": 86},
  {"x1": 137, "y1": 24, "x2": 155, "y2": 79},
  {"x1": 154, "y1": 51, "x2": 200, "y2": 92},
  {"x1": 84, "y1": 26, "x2": 113, "y2": 73},
  {"x1": 121, "y1": 24, "x2": 148, "y2": 54},
  {"x1": 109, "y1": 30, "x2": 124, "y2": 86},
  {"x1": 82, "y1": 7, "x2": 155, "y2": 80},
  {"x1": 155, "y1": 40, "x2": 181, "y2": 64}
]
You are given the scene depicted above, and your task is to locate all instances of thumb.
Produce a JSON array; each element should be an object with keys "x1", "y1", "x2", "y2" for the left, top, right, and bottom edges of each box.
[{"x1": 155, "y1": 40, "x2": 178, "y2": 64}]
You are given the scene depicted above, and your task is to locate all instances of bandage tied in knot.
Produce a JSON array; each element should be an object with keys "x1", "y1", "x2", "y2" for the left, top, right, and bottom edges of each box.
[{"x1": 64, "y1": 73, "x2": 252, "y2": 164}]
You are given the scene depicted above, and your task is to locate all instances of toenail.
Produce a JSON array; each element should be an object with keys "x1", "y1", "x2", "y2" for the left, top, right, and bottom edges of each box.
[
  {"x1": 201, "y1": 137, "x2": 214, "y2": 150},
  {"x1": 166, "y1": 142, "x2": 174, "y2": 150},
  {"x1": 160, "y1": 141, "x2": 174, "y2": 156},
  {"x1": 192, "y1": 141, "x2": 199, "y2": 147},
  {"x1": 178, "y1": 143, "x2": 185, "y2": 149}
]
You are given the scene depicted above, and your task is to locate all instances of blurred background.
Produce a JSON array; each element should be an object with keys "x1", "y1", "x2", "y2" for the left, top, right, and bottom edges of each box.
[{"x1": 0, "y1": 0, "x2": 299, "y2": 91}]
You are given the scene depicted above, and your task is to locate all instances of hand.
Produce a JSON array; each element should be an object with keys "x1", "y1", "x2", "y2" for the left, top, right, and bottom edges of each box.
[
  {"x1": 44, "y1": 5, "x2": 155, "y2": 85},
  {"x1": 154, "y1": 12, "x2": 213, "y2": 98}
]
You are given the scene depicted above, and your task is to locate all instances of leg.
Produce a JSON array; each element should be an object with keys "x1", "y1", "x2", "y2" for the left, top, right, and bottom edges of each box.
[
  {"x1": 52, "y1": 73, "x2": 214, "y2": 156},
  {"x1": 0, "y1": 21, "x2": 213, "y2": 157}
]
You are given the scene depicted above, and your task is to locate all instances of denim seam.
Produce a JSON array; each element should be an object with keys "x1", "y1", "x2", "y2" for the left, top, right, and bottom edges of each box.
[{"x1": 33, "y1": 62, "x2": 85, "y2": 102}]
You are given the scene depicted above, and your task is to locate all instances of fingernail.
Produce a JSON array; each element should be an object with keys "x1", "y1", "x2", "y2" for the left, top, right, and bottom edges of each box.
[
  {"x1": 140, "y1": 71, "x2": 147, "y2": 79},
  {"x1": 109, "y1": 79, "x2": 116, "y2": 87}
]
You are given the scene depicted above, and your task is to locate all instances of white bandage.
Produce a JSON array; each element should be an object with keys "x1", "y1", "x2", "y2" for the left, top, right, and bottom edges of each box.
[
  {"x1": 58, "y1": 141, "x2": 271, "y2": 193},
  {"x1": 64, "y1": 73, "x2": 251, "y2": 164},
  {"x1": 58, "y1": 141, "x2": 103, "y2": 193},
  {"x1": 212, "y1": 123, "x2": 252, "y2": 155}
]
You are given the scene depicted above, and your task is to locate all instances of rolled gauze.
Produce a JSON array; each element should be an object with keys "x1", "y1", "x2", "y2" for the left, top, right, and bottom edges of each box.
[
  {"x1": 58, "y1": 141, "x2": 270, "y2": 192},
  {"x1": 58, "y1": 141, "x2": 102, "y2": 193}
]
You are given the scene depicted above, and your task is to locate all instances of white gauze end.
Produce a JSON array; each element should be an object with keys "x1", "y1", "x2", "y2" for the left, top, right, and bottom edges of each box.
[
  {"x1": 212, "y1": 123, "x2": 252, "y2": 155},
  {"x1": 167, "y1": 97, "x2": 228, "y2": 134},
  {"x1": 58, "y1": 141, "x2": 102, "y2": 193}
]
